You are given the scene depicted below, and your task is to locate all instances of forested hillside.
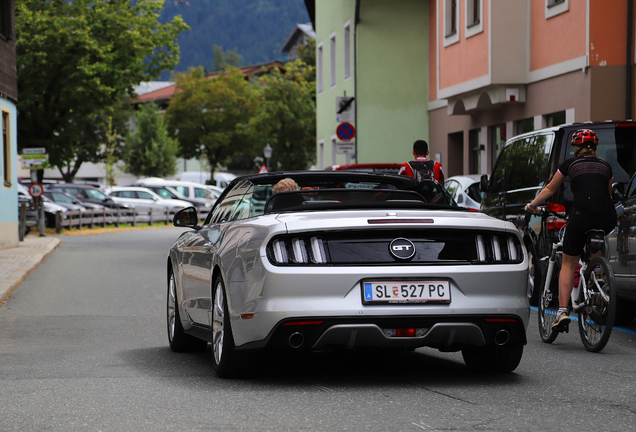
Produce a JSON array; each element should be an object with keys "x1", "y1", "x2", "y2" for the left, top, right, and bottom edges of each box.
[{"x1": 158, "y1": 0, "x2": 311, "y2": 80}]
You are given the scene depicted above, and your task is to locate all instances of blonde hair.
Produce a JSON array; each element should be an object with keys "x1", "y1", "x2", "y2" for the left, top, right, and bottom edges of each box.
[
  {"x1": 272, "y1": 178, "x2": 299, "y2": 194},
  {"x1": 574, "y1": 145, "x2": 597, "y2": 157}
]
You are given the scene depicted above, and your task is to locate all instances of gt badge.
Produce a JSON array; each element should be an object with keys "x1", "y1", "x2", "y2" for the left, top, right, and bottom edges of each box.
[{"x1": 389, "y1": 238, "x2": 416, "y2": 260}]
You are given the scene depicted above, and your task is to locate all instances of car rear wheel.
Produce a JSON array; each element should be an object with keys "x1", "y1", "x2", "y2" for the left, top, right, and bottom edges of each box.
[
  {"x1": 167, "y1": 269, "x2": 207, "y2": 352},
  {"x1": 211, "y1": 276, "x2": 261, "y2": 378},
  {"x1": 526, "y1": 242, "x2": 539, "y2": 306},
  {"x1": 461, "y1": 345, "x2": 523, "y2": 373}
]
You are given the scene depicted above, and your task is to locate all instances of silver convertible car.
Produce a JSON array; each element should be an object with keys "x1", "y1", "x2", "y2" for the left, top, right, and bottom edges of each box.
[{"x1": 167, "y1": 171, "x2": 530, "y2": 377}]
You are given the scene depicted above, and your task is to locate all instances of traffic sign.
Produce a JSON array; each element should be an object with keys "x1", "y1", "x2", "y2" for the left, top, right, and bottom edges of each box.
[
  {"x1": 258, "y1": 164, "x2": 269, "y2": 174},
  {"x1": 336, "y1": 122, "x2": 356, "y2": 142},
  {"x1": 336, "y1": 141, "x2": 356, "y2": 155},
  {"x1": 336, "y1": 97, "x2": 355, "y2": 122},
  {"x1": 28, "y1": 183, "x2": 44, "y2": 199}
]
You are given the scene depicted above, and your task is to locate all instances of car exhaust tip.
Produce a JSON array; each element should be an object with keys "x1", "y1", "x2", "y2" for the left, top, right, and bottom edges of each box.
[
  {"x1": 288, "y1": 332, "x2": 305, "y2": 349},
  {"x1": 494, "y1": 329, "x2": 510, "y2": 346}
]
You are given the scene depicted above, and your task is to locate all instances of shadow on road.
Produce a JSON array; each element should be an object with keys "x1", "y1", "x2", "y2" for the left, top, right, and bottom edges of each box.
[{"x1": 119, "y1": 345, "x2": 525, "y2": 388}]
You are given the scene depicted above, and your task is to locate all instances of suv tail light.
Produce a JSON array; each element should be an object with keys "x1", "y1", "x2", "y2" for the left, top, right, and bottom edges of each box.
[{"x1": 546, "y1": 202, "x2": 566, "y2": 230}]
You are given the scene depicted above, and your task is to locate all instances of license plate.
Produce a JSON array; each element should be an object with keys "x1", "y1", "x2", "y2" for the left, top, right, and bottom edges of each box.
[{"x1": 362, "y1": 280, "x2": 451, "y2": 305}]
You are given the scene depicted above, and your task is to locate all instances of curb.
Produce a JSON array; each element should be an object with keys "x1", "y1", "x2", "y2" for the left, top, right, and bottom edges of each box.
[{"x1": 0, "y1": 236, "x2": 61, "y2": 308}]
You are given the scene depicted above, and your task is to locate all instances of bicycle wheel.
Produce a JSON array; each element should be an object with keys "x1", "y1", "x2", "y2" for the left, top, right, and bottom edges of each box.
[
  {"x1": 537, "y1": 254, "x2": 561, "y2": 343},
  {"x1": 578, "y1": 256, "x2": 616, "y2": 352}
]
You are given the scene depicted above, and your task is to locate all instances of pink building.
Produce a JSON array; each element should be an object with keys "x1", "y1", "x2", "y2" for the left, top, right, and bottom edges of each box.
[{"x1": 428, "y1": 0, "x2": 635, "y2": 177}]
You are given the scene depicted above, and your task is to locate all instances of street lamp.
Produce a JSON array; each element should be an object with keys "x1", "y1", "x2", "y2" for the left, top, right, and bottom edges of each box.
[{"x1": 264, "y1": 144, "x2": 273, "y2": 171}]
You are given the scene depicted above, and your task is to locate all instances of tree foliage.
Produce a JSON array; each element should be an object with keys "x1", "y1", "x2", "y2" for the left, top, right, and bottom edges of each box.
[
  {"x1": 246, "y1": 59, "x2": 316, "y2": 171},
  {"x1": 212, "y1": 45, "x2": 242, "y2": 72},
  {"x1": 164, "y1": 66, "x2": 256, "y2": 178},
  {"x1": 123, "y1": 103, "x2": 180, "y2": 178},
  {"x1": 16, "y1": 0, "x2": 189, "y2": 181}
]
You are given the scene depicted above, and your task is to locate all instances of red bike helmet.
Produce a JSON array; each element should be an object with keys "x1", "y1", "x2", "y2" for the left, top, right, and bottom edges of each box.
[{"x1": 571, "y1": 129, "x2": 599, "y2": 148}]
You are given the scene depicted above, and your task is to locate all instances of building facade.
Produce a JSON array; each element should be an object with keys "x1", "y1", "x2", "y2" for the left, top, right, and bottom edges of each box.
[
  {"x1": 0, "y1": 0, "x2": 18, "y2": 249},
  {"x1": 428, "y1": 0, "x2": 635, "y2": 177},
  {"x1": 312, "y1": 0, "x2": 432, "y2": 169}
]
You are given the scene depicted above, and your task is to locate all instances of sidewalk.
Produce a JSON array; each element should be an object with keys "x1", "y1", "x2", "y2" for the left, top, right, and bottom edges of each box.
[{"x1": 0, "y1": 234, "x2": 61, "y2": 307}]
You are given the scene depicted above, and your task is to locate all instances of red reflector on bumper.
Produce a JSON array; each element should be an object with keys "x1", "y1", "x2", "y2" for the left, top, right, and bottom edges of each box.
[
  {"x1": 283, "y1": 320, "x2": 323, "y2": 326},
  {"x1": 395, "y1": 328, "x2": 416, "y2": 337}
]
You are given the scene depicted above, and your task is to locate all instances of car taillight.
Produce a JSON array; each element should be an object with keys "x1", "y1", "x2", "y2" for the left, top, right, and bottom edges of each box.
[
  {"x1": 475, "y1": 234, "x2": 523, "y2": 264},
  {"x1": 268, "y1": 236, "x2": 327, "y2": 265},
  {"x1": 546, "y1": 202, "x2": 566, "y2": 230}
]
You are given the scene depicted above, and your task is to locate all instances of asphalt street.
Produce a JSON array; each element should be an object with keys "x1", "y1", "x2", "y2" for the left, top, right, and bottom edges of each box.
[{"x1": 0, "y1": 228, "x2": 635, "y2": 431}]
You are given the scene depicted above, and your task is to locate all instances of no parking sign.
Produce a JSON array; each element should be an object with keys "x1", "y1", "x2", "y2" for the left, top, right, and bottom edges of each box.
[{"x1": 336, "y1": 122, "x2": 355, "y2": 142}]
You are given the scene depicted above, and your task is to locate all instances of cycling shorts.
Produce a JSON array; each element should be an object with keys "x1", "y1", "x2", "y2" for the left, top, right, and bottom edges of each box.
[{"x1": 562, "y1": 206, "x2": 617, "y2": 256}]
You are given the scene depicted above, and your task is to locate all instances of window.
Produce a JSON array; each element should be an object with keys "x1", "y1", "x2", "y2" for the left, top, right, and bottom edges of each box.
[
  {"x1": 2, "y1": 110, "x2": 10, "y2": 187},
  {"x1": 490, "y1": 124, "x2": 506, "y2": 172},
  {"x1": 546, "y1": 0, "x2": 569, "y2": 19},
  {"x1": 516, "y1": 118, "x2": 534, "y2": 136},
  {"x1": 317, "y1": 43, "x2": 324, "y2": 94},
  {"x1": 0, "y1": 0, "x2": 11, "y2": 41},
  {"x1": 211, "y1": 180, "x2": 252, "y2": 223},
  {"x1": 137, "y1": 191, "x2": 155, "y2": 200},
  {"x1": 504, "y1": 135, "x2": 554, "y2": 191},
  {"x1": 330, "y1": 33, "x2": 337, "y2": 87},
  {"x1": 331, "y1": 137, "x2": 337, "y2": 166},
  {"x1": 465, "y1": 0, "x2": 483, "y2": 38},
  {"x1": 546, "y1": 111, "x2": 566, "y2": 128},
  {"x1": 469, "y1": 128, "x2": 482, "y2": 174},
  {"x1": 343, "y1": 22, "x2": 351, "y2": 80},
  {"x1": 444, "y1": 0, "x2": 459, "y2": 46}
]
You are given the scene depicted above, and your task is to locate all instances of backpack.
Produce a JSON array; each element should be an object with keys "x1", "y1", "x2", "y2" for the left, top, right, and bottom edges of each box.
[{"x1": 407, "y1": 160, "x2": 436, "y2": 182}]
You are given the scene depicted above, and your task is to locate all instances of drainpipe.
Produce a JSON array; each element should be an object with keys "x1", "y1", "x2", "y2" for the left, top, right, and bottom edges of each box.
[
  {"x1": 355, "y1": 0, "x2": 360, "y2": 161},
  {"x1": 627, "y1": 0, "x2": 633, "y2": 120}
]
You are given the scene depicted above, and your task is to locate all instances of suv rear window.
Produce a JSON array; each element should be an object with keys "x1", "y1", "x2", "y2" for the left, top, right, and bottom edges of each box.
[{"x1": 561, "y1": 125, "x2": 636, "y2": 186}]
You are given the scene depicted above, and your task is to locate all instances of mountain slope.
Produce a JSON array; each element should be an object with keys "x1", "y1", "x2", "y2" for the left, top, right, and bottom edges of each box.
[{"x1": 159, "y1": 0, "x2": 311, "y2": 79}]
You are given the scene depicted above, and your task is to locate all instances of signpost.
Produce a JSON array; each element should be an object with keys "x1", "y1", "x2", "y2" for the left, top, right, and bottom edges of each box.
[{"x1": 22, "y1": 148, "x2": 48, "y2": 236}]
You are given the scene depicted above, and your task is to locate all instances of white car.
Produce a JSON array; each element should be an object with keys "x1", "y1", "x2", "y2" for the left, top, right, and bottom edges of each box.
[
  {"x1": 108, "y1": 186, "x2": 191, "y2": 213},
  {"x1": 177, "y1": 171, "x2": 237, "y2": 189},
  {"x1": 444, "y1": 175, "x2": 483, "y2": 211},
  {"x1": 134, "y1": 178, "x2": 216, "y2": 207}
]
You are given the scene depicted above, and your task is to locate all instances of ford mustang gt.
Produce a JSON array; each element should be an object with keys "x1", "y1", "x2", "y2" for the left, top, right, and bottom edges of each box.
[{"x1": 167, "y1": 171, "x2": 530, "y2": 377}]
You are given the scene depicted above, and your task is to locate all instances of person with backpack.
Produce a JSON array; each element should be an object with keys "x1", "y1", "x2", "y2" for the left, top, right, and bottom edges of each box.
[{"x1": 398, "y1": 140, "x2": 445, "y2": 183}]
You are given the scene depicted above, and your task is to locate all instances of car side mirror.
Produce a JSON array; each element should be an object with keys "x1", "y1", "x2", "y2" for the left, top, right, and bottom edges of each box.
[
  {"x1": 173, "y1": 207, "x2": 200, "y2": 229},
  {"x1": 480, "y1": 174, "x2": 489, "y2": 193}
]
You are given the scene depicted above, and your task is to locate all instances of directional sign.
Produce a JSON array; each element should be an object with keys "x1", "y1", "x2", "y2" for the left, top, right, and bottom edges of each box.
[
  {"x1": 336, "y1": 122, "x2": 356, "y2": 142},
  {"x1": 22, "y1": 147, "x2": 46, "y2": 155},
  {"x1": 28, "y1": 183, "x2": 44, "y2": 199}
]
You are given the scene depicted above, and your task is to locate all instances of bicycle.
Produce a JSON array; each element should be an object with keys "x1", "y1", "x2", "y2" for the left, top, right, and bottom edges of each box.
[{"x1": 531, "y1": 207, "x2": 617, "y2": 352}]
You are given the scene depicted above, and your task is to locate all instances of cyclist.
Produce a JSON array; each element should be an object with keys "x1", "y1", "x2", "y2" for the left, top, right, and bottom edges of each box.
[{"x1": 525, "y1": 129, "x2": 617, "y2": 331}]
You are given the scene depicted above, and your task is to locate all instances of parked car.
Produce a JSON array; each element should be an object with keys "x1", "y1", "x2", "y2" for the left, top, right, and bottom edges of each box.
[
  {"x1": 47, "y1": 183, "x2": 130, "y2": 210},
  {"x1": 18, "y1": 183, "x2": 68, "y2": 228},
  {"x1": 444, "y1": 175, "x2": 482, "y2": 211},
  {"x1": 479, "y1": 121, "x2": 636, "y2": 324},
  {"x1": 42, "y1": 190, "x2": 109, "y2": 212},
  {"x1": 108, "y1": 186, "x2": 191, "y2": 213},
  {"x1": 135, "y1": 184, "x2": 214, "y2": 215},
  {"x1": 167, "y1": 171, "x2": 529, "y2": 378},
  {"x1": 134, "y1": 178, "x2": 217, "y2": 208},
  {"x1": 176, "y1": 171, "x2": 237, "y2": 189}
]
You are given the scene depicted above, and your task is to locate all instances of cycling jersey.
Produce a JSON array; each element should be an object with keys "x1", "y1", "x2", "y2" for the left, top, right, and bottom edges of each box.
[{"x1": 558, "y1": 156, "x2": 616, "y2": 256}]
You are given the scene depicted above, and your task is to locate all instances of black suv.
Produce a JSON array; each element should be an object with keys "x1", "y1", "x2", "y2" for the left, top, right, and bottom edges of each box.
[{"x1": 480, "y1": 121, "x2": 636, "y2": 325}]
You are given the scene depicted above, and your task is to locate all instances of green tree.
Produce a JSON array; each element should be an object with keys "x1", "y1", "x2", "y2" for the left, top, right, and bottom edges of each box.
[
  {"x1": 123, "y1": 103, "x2": 180, "y2": 178},
  {"x1": 164, "y1": 66, "x2": 256, "y2": 179},
  {"x1": 16, "y1": 0, "x2": 189, "y2": 182},
  {"x1": 212, "y1": 44, "x2": 242, "y2": 72},
  {"x1": 246, "y1": 59, "x2": 316, "y2": 171}
]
